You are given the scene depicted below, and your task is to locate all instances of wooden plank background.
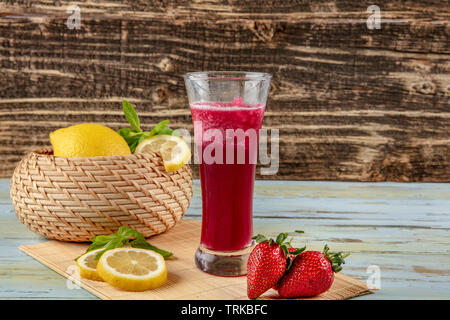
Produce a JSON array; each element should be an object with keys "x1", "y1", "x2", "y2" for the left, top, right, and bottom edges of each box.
[{"x1": 0, "y1": 1, "x2": 449, "y2": 181}]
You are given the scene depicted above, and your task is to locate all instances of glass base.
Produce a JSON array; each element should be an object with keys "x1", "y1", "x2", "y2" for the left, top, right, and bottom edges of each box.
[{"x1": 195, "y1": 242, "x2": 255, "y2": 277}]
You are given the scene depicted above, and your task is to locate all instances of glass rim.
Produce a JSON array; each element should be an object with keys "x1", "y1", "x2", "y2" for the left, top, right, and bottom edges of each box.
[{"x1": 184, "y1": 71, "x2": 272, "y2": 81}]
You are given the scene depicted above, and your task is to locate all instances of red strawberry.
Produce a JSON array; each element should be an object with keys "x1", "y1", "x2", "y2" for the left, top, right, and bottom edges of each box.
[
  {"x1": 247, "y1": 233, "x2": 300, "y2": 299},
  {"x1": 287, "y1": 247, "x2": 299, "y2": 261},
  {"x1": 277, "y1": 245, "x2": 349, "y2": 298},
  {"x1": 272, "y1": 246, "x2": 304, "y2": 290}
]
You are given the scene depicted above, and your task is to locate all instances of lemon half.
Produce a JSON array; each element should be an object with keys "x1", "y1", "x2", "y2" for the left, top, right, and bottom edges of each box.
[
  {"x1": 97, "y1": 248, "x2": 167, "y2": 291},
  {"x1": 50, "y1": 123, "x2": 131, "y2": 157},
  {"x1": 76, "y1": 249, "x2": 104, "y2": 281},
  {"x1": 134, "y1": 135, "x2": 191, "y2": 172}
]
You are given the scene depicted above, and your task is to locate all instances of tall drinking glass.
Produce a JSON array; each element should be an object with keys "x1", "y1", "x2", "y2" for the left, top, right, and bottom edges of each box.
[{"x1": 184, "y1": 72, "x2": 271, "y2": 276}]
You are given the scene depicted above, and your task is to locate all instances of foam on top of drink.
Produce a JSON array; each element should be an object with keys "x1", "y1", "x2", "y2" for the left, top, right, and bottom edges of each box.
[
  {"x1": 190, "y1": 97, "x2": 265, "y2": 133},
  {"x1": 190, "y1": 97, "x2": 265, "y2": 111}
]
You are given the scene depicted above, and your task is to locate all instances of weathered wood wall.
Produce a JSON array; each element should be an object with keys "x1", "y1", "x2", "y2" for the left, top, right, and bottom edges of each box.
[{"x1": 0, "y1": 1, "x2": 449, "y2": 181}]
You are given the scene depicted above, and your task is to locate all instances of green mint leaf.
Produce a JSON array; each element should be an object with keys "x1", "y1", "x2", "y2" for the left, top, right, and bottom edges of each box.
[
  {"x1": 117, "y1": 226, "x2": 145, "y2": 240},
  {"x1": 137, "y1": 134, "x2": 147, "y2": 145},
  {"x1": 89, "y1": 234, "x2": 112, "y2": 244},
  {"x1": 117, "y1": 100, "x2": 179, "y2": 152},
  {"x1": 157, "y1": 127, "x2": 174, "y2": 135},
  {"x1": 118, "y1": 128, "x2": 144, "y2": 153},
  {"x1": 149, "y1": 120, "x2": 170, "y2": 136},
  {"x1": 122, "y1": 100, "x2": 141, "y2": 132},
  {"x1": 79, "y1": 226, "x2": 174, "y2": 261},
  {"x1": 126, "y1": 133, "x2": 148, "y2": 153},
  {"x1": 155, "y1": 120, "x2": 170, "y2": 132},
  {"x1": 130, "y1": 238, "x2": 173, "y2": 259},
  {"x1": 129, "y1": 141, "x2": 139, "y2": 153},
  {"x1": 86, "y1": 239, "x2": 110, "y2": 252},
  {"x1": 125, "y1": 132, "x2": 145, "y2": 153},
  {"x1": 117, "y1": 128, "x2": 131, "y2": 140},
  {"x1": 95, "y1": 237, "x2": 126, "y2": 259},
  {"x1": 75, "y1": 238, "x2": 112, "y2": 261},
  {"x1": 140, "y1": 132, "x2": 152, "y2": 139},
  {"x1": 171, "y1": 130, "x2": 181, "y2": 137}
]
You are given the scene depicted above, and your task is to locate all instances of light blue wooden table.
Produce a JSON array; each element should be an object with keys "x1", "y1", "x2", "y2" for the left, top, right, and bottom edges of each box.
[{"x1": 1, "y1": 179, "x2": 449, "y2": 299}]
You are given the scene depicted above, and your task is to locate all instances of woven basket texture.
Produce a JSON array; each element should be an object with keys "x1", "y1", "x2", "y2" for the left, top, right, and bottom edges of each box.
[{"x1": 10, "y1": 148, "x2": 193, "y2": 242}]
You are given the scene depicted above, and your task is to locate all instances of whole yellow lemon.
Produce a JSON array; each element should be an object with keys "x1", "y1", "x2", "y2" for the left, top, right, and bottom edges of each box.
[{"x1": 50, "y1": 123, "x2": 131, "y2": 157}]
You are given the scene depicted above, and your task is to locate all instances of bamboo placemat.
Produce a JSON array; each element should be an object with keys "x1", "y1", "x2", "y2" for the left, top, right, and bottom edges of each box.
[{"x1": 19, "y1": 219, "x2": 372, "y2": 300}]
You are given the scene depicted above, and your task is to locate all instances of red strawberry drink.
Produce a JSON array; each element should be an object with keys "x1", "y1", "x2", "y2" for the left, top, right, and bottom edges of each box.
[
  {"x1": 185, "y1": 72, "x2": 271, "y2": 276},
  {"x1": 190, "y1": 98, "x2": 265, "y2": 252}
]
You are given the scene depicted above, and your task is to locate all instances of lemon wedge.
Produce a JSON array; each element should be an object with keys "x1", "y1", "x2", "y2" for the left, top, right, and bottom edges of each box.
[
  {"x1": 134, "y1": 135, "x2": 191, "y2": 172},
  {"x1": 97, "y1": 248, "x2": 167, "y2": 291},
  {"x1": 76, "y1": 249, "x2": 104, "y2": 281}
]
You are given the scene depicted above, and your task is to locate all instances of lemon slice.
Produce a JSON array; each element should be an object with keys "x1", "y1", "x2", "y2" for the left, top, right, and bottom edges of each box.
[
  {"x1": 134, "y1": 135, "x2": 191, "y2": 172},
  {"x1": 97, "y1": 248, "x2": 167, "y2": 291},
  {"x1": 76, "y1": 249, "x2": 104, "y2": 281}
]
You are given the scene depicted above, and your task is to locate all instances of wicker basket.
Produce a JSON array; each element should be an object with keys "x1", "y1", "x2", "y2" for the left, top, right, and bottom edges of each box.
[{"x1": 10, "y1": 148, "x2": 193, "y2": 242}]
